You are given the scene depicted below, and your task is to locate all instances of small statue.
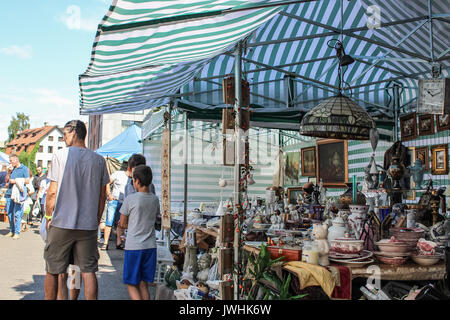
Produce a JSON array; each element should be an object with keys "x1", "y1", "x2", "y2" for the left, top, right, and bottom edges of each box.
[
  {"x1": 312, "y1": 223, "x2": 330, "y2": 267},
  {"x1": 183, "y1": 246, "x2": 199, "y2": 278},
  {"x1": 269, "y1": 209, "x2": 284, "y2": 231},
  {"x1": 312, "y1": 184, "x2": 321, "y2": 205},
  {"x1": 196, "y1": 253, "x2": 212, "y2": 282}
]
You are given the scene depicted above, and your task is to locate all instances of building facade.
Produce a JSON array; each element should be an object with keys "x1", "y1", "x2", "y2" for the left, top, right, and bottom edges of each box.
[{"x1": 5, "y1": 125, "x2": 65, "y2": 170}]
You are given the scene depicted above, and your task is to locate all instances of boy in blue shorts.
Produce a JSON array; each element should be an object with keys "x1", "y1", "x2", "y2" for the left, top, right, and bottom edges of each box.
[{"x1": 118, "y1": 165, "x2": 159, "y2": 300}]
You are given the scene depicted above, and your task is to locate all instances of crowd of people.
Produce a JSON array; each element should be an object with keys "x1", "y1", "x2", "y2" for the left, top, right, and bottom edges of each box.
[{"x1": 2, "y1": 120, "x2": 160, "y2": 300}]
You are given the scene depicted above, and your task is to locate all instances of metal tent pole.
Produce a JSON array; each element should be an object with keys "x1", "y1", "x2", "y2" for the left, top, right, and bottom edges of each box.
[
  {"x1": 183, "y1": 112, "x2": 188, "y2": 229},
  {"x1": 166, "y1": 102, "x2": 173, "y2": 250},
  {"x1": 233, "y1": 41, "x2": 243, "y2": 301}
]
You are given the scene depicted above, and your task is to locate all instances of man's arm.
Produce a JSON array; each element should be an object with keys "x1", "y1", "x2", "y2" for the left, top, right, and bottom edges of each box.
[
  {"x1": 97, "y1": 185, "x2": 107, "y2": 225},
  {"x1": 45, "y1": 181, "x2": 58, "y2": 230}
]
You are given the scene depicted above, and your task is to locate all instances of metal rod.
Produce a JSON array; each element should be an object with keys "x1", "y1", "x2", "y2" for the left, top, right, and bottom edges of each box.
[
  {"x1": 183, "y1": 112, "x2": 188, "y2": 229},
  {"x1": 281, "y1": 13, "x2": 431, "y2": 62},
  {"x1": 233, "y1": 41, "x2": 242, "y2": 301},
  {"x1": 231, "y1": 54, "x2": 339, "y2": 90},
  {"x1": 349, "y1": 19, "x2": 428, "y2": 85},
  {"x1": 194, "y1": 56, "x2": 336, "y2": 82},
  {"x1": 428, "y1": 0, "x2": 435, "y2": 62}
]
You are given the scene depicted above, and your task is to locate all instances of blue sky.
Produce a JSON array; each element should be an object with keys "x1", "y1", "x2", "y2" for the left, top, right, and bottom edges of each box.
[{"x1": 0, "y1": 0, "x2": 111, "y2": 141}]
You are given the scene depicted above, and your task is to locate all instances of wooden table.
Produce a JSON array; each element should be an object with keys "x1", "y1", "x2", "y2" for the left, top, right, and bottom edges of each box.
[
  {"x1": 349, "y1": 261, "x2": 446, "y2": 281},
  {"x1": 243, "y1": 244, "x2": 447, "y2": 281}
]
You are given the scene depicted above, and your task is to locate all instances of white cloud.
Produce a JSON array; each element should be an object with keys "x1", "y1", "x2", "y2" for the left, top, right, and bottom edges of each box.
[
  {"x1": 0, "y1": 45, "x2": 32, "y2": 59},
  {"x1": 59, "y1": 5, "x2": 99, "y2": 32}
]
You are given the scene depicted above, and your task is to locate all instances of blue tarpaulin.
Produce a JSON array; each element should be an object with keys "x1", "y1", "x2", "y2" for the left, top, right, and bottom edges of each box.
[
  {"x1": 0, "y1": 151, "x2": 9, "y2": 164},
  {"x1": 96, "y1": 124, "x2": 142, "y2": 161}
]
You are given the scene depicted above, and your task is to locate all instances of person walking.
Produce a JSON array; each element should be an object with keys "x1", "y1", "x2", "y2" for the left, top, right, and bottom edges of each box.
[
  {"x1": 21, "y1": 168, "x2": 35, "y2": 232},
  {"x1": 119, "y1": 165, "x2": 159, "y2": 300},
  {"x1": 31, "y1": 166, "x2": 46, "y2": 222},
  {"x1": 44, "y1": 120, "x2": 109, "y2": 300},
  {"x1": 101, "y1": 161, "x2": 128, "y2": 251},
  {"x1": 4, "y1": 154, "x2": 30, "y2": 239}
]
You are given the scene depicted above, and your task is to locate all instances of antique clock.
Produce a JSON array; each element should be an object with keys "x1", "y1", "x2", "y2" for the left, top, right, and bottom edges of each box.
[{"x1": 417, "y1": 78, "x2": 450, "y2": 114}]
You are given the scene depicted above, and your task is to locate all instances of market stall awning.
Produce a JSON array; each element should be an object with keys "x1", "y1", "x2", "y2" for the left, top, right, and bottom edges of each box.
[
  {"x1": 79, "y1": 0, "x2": 450, "y2": 118},
  {"x1": 95, "y1": 123, "x2": 142, "y2": 161},
  {"x1": 79, "y1": 0, "x2": 285, "y2": 114}
]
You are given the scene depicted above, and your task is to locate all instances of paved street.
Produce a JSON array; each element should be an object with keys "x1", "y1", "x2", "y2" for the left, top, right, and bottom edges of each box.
[{"x1": 0, "y1": 221, "x2": 131, "y2": 300}]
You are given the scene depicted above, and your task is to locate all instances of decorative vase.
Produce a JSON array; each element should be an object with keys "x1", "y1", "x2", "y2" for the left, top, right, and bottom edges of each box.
[
  {"x1": 388, "y1": 156, "x2": 405, "y2": 190},
  {"x1": 408, "y1": 159, "x2": 425, "y2": 190},
  {"x1": 348, "y1": 205, "x2": 369, "y2": 239},
  {"x1": 338, "y1": 183, "x2": 366, "y2": 205}
]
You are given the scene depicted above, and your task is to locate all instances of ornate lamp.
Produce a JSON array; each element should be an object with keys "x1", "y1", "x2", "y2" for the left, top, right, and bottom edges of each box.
[{"x1": 299, "y1": 40, "x2": 376, "y2": 140}]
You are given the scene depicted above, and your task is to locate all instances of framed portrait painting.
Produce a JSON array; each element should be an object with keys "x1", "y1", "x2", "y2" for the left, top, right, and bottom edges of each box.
[
  {"x1": 301, "y1": 147, "x2": 316, "y2": 177},
  {"x1": 436, "y1": 114, "x2": 450, "y2": 132},
  {"x1": 284, "y1": 151, "x2": 300, "y2": 185},
  {"x1": 400, "y1": 113, "x2": 417, "y2": 141},
  {"x1": 418, "y1": 114, "x2": 435, "y2": 136},
  {"x1": 431, "y1": 144, "x2": 448, "y2": 175},
  {"x1": 316, "y1": 139, "x2": 348, "y2": 188},
  {"x1": 415, "y1": 146, "x2": 429, "y2": 172}
]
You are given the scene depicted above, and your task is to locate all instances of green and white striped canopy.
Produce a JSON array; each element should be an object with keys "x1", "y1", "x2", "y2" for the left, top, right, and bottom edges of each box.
[
  {"x1": 79, "y1": 0, "x2": 284, "y2": 114},
  {"x1": 79, "y1": 0, "x2": 450, "y2": 117}
]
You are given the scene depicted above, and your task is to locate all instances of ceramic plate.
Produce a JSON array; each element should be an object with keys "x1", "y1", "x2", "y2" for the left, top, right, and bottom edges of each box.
[
  {"x1": 329, "y1": 250, "x2": 373, "y2": 261},
  {"x1": 330, "y1": 258, "x2": 375, "y2": 267},
  {"x1": 339, "y1": 259, "x2": 375, "y2": 267}
]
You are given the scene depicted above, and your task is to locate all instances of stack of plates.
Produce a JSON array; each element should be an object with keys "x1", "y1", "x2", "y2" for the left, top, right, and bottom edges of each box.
[{"x1": 329, "y1": 250, "x2": 374, "y2": 267}]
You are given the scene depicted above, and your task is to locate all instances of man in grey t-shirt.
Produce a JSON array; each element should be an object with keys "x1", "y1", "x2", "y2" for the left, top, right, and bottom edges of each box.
[{"x1": 44, "y1": 120, "x2": 109, "y2": 300}]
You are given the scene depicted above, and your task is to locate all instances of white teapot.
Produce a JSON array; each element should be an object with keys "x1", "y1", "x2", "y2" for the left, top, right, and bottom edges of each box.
[{"x1": 327, "y1": 215, "x2": 349, "y2": 242}]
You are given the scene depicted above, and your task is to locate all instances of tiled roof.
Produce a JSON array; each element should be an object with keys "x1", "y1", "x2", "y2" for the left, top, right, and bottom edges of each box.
[{"x1": 5, "y1": 126, "x2": 59, "y2": 155}]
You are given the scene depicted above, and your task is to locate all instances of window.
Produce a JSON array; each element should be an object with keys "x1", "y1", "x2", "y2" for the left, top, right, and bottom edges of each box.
[
  {"x1": 24, "y1": 145, "x2": 28, "y2": 152},
  {"x1": 38, "y1": 146, "x2": 43, "y2": 153},
  {"x1": 58, "y1": 136, "x2": 63, "y2": 142},
  {"x1": 48, "y1": 146, "x2": 53, "y2": 153},
  {"x1": 47, "y1": 160, "x2": 52, "y2": 168},
  {"x1": 48, "y1": 136, "x2": 54, "y2": 141},
  {"x1": 37, "y1": 160, "x2": 42, "y2": 167},
  {"x1": 58, "y1": 147, "x2": 62, "y2": 150}
]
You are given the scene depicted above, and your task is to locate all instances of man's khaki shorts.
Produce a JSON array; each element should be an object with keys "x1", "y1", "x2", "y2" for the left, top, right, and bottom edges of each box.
[{"x1": 44, "y1": 225, "x2": 99, "y2": 274}]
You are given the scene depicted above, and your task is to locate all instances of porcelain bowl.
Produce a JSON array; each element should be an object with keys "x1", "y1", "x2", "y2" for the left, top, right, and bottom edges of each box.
[
  {"x1": 375, "y1": 240, "x2": 412, "y2": 254},
  {"x1": 330, "y1": 238, "x2": 364, "y2": 254},
  {"x1": 376, "y1": 255, "x2": 409, "y2": 266},
  {"x1": 390, "y1": 228, "x2": 425, "y2": 242},
  {"x1": 411, "y1": 254, "x2": 443, "y2": 267}
]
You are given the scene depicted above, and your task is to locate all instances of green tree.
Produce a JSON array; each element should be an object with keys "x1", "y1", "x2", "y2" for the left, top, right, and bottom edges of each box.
[
  {"x1": 18, "y1": 142, "x2": 39, "y2": 175},
  {"x1": 8, "y1": 112, "x2": 30, "y2": 142}
]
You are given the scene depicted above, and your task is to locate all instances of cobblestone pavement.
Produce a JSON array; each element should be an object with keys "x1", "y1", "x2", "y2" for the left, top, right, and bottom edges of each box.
[{"x1": 0, "y1": 221, "x2": 133, "y2": 300}]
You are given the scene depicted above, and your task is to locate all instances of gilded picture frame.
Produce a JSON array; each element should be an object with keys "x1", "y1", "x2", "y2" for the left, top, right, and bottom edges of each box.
[
  {"x1": 316, "y1": 139, "x2": 348, "y2": 188},
  {"x1": 431, "y1": 144, "x2": 449, "y2": 175},
  {"x1": 301, "y1": 146, "x2": 316, "y2": 177}
]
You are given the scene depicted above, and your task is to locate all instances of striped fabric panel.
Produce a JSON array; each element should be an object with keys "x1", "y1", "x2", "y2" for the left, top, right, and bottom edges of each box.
[
  {"x1": 143, "y1": 119, "x2": 279, "y2": 210},
  {"x1": 183, "y1": 0, "x2": 418, "y2": 114},
  {"x1": 79, "y1": 0, "x2": 283, "y2": 114}
]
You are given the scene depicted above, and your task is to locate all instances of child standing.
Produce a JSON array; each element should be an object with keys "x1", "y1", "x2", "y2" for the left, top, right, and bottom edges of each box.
[{"x1": 119, "y1": 165, "x2": 159, "y2": 300}]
